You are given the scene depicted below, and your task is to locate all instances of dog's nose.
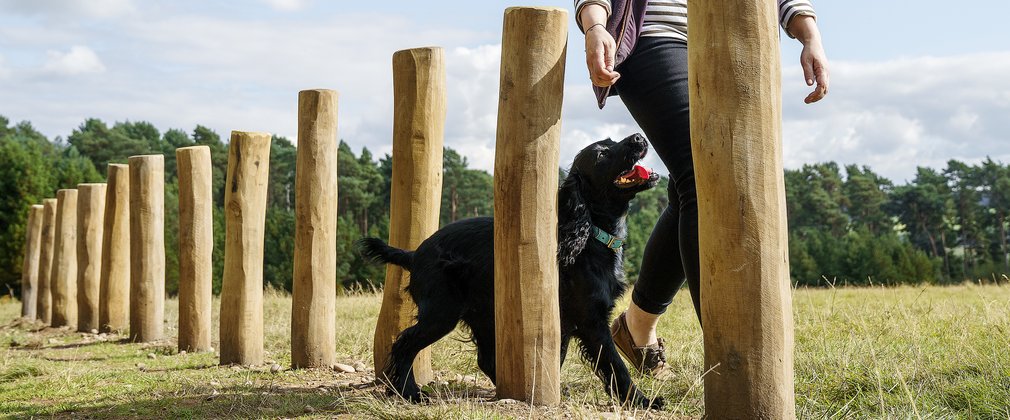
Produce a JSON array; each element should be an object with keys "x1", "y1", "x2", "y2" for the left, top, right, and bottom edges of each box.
[{"x1": 629, "y1": 133, "x2": 647, "y2": 148}]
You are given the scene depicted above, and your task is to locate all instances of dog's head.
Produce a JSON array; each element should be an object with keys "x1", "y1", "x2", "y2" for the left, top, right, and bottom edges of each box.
[
  {"x1": 568, "y1": 133, "x2": 660, "y2": 203},
  {"x1": 558, "y1": 133, "x2": 659, "y2": 266}
]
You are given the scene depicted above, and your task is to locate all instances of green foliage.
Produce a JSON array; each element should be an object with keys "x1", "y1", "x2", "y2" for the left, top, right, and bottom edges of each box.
[
  {"x1": 0, "y1": 118, "x2": 101, "y2": 292},
  {"x1": 440, "y1": 148, "x2": 493, "y2": 225},
  {"x1": 622, "y1": 177, "x2": 668, "y2": 281},
  {"x1": 2, "y1": 113, "x2": 1008, "y2": 294}
]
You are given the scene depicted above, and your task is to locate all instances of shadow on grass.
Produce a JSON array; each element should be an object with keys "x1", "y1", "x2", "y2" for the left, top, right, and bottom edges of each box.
[
  {"x1": 7, "y1": 378, "x2": 520, "y2": 419},
  {"x1": 10, "y1": 383, "x2": 393, "y2": 418}
]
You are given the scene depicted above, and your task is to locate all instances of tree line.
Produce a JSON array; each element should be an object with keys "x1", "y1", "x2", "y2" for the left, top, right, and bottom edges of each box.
[{"x1": 1, "y1": 115, "x2": 1007, "y2": 296}]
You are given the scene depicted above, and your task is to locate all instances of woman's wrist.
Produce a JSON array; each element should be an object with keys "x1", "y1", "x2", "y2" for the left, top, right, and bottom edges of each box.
[
  {"x1": 578, "y1": 3, "x2": 609, "y2": 33},
  {"x1": 788, "y1": 14, "x2": 820, "y2": 45}
]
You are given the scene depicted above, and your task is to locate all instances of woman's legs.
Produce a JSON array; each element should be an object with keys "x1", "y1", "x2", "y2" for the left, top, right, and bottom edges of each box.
[{"x1": 615, "y1": 38, "x2": 701, "y2": 345}]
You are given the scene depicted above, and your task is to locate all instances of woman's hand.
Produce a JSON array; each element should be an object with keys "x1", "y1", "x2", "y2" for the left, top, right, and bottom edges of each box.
[
  {"x1": 580, "y1": 4, "x2": 620, "y2": 87},
  {"x1": 585, "y1": 25, "x2": 621, "y2": 87},
  {"x1": 789, "y1": 15, "x2": 829, "y2": 104}
]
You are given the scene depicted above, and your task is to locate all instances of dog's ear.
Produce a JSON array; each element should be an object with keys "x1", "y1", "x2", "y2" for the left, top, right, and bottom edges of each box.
[{"x1": 557, "y1": 172, "x2": 592, "y2": 267}]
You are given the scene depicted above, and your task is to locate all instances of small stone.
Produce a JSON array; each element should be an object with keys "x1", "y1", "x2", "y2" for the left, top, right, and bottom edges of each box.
[
  {"x1": 454, "y1": 374, "x2": 464, "y2": 382},
  {"x1": 207, "y1": 347, "x2": 214, "y2": 352},
  {"x1": 209, "y1": 381, "x2": 220, "y2": 387},
  {"x1": 90, "y1": 329, "x2": 98, "y2": 334},
  {"x1": 304, "y1": 405, "x2": 315, "y2": 413},
  {"x1": 497, "y1": 398, "x2": 520, "y2": 404},
  {"x1": 270, "y1": 364, "x2": 282, "y2": 373},
  {"x1": 332, "y1": 363, "x2": 355, "y2": 373},
  {"x1": 136, "y1": 363, "x2": 147, "y2": 371},
  {"x1": 352, "y1": 361, "x2": 366, "y2": 372},
  {"x1": 179, "y1": 350, "x2": 187, "y2": 356},
  {"x1": 147, "y1": 353, "x2": 157, "y2": 359}
]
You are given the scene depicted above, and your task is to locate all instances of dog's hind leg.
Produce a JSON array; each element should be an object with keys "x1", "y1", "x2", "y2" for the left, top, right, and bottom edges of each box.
[
  {"x1": 576, "y1": 324, "x2": 664, "y2": 409},
  {"x1": 465, "y1": 318, "x2": 497, "y2": 385},
  {"x1": 385, "y1": 304, "x2": 462, "y2": 402},
  {"x1": 560, "y1": 333, "x2": 573, "y2": 368}
]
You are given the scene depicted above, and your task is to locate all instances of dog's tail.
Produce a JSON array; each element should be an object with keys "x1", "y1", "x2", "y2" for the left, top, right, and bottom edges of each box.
[{"x1": 357, "y1": 237, "x2": 414, "y2": 270}]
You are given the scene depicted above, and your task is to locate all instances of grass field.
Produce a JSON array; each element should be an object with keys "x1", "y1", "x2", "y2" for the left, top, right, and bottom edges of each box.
[{"x1": 2, "y1": 284, "x2": 1009, "y2": 419}]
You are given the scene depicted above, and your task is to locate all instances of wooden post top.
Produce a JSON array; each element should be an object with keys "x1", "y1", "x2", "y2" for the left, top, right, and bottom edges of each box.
[
  {"x1": 177, "y1": 145, "x2": 210, "y2": 152},
  {"x1": 128, "y1": 154, "x2": 164, "y2": 162}
]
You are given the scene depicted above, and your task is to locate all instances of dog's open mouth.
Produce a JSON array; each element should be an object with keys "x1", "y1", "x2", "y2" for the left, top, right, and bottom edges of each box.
[{"x1": 614, "y1": 165, "x2": 653, "y2": 188}]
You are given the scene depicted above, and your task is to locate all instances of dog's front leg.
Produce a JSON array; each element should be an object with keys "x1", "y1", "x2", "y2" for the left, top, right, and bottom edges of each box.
[{"x1": 576, "y1": 325, "x2": 664, "y2": 409}]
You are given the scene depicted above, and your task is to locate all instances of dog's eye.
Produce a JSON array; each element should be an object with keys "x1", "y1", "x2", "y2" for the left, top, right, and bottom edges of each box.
[{"x1": 597, "y1": 149, "x2": 609, "y2": 160}]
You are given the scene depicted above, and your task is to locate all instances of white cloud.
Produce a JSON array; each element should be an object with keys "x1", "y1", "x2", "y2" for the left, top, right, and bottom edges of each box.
[
  {"x1": 261, "y1": 0, "x2": 309, "y2": 12},
  {"x1": 42, "y1": 46, "x2": 106, "y2": 75},
  {"x1": 781, "y1": 52, "x2": 1010, "y2": 182},
  {"x1": 0, "y1": 55, "x2": 9, "y2": 79},
  {"x1": 3, "y1": 3, "x2": 1008, "y2": 187},
  {"x1": 0, "y1": 0, "x2": 135, "y2": 19},
  {"x1": 948, "y1": 107, "x2": 979, "y2": 133}
]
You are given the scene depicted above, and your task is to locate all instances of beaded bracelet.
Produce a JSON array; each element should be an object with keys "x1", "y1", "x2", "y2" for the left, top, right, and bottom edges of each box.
[{"x1": 584, "y1": 22, "x2": 606, "y2": 35}]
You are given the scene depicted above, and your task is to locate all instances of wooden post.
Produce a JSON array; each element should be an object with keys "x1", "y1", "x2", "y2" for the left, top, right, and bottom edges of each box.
[
  {"x1": 51, "y1": 189, "x2": 78, "y2": 328},
  {"x1": 220, "y1": 131, "x2": 271, "y2": 365},
  {"x1": 36, "y1": 199, "x2": 57, "y2": 324},
  {"x1": 21, "y1": 205, "x2": 44, "y2": 319},
  {"x1": 493, "y1": 7, "x2": 566, "y2": 405},
  {"x1": 291, "y1": 90, "x2": 339, "y2": 369},
  {"x1": 76, "y1": 183, "x2": 107, "y2": 332},
  {"x1": 100, "y1": 164, "x2": 130, "y2": 333},
  {"x1": 129, "y1": 155, "x2": 165, "y2": 342},
  {"x1": 177, "y1": 146, "x2": 214, "y2": 352},
  {"x1": 373, "y1": 47, "x2": 445, "y2": 382},
  {"x1": 687, "y1": 1, "x2": 795, "y2": 418}
]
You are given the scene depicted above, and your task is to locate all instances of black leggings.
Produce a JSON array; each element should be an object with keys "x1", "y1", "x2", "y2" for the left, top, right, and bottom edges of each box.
[{"x1": 615, "y1": 37, "x2": 701, "y2": 321}]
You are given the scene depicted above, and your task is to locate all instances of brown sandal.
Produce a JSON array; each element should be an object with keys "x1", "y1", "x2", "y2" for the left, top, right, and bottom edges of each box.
[{"x1": 610, "y1": 311, "x2": 667, "y2": 375}]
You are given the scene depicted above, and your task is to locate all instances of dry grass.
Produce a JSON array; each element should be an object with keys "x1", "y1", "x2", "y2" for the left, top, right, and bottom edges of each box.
[{"x1": 1, "y1": 284, "x2": 1009, "y2": 418}]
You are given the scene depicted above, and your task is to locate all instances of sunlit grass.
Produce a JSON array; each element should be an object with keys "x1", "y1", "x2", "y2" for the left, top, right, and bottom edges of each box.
[{"x1": 1, "y1": 284, "x2": 1009, "y2": 418}]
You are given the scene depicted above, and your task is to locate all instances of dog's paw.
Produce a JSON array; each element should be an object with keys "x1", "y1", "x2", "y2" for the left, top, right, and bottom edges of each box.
[
  {"x1": 388, "y1": 386, "x2": 430, "y2": 404},
  {"x1": 633, "y1": 394, "x2": 664, "y2": 410}
]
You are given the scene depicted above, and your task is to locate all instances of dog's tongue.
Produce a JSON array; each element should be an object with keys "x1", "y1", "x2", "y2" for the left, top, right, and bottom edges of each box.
[{"x1": 622, "y1": 165, "x2": 650, "y2": 180}]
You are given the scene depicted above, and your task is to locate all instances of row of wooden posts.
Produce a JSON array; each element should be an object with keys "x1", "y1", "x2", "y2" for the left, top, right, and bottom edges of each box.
[
  {"x1": 14, "y1": 6, "x2": 795, "y2": 418},
  {"x1": 14, "y1": 6, "x2": 571, "y2": 399}
]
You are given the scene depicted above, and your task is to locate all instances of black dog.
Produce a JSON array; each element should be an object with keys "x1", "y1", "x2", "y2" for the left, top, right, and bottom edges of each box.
[{"x1": 359, "y1": 134, "x2": 663, "y2": 409}]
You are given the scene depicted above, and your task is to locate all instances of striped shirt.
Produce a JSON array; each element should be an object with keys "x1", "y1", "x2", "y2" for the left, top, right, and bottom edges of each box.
[{"x1": 575, "y1": 0, "x2": 816, "y2": 41}]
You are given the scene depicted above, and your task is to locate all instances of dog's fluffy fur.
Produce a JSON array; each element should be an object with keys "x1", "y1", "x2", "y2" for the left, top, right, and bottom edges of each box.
[{"x1": 359, "y1": 134, "x2": 663, "y2": 409}]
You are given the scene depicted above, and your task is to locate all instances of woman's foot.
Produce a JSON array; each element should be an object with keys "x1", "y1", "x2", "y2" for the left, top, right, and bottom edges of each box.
[{"x1": 610, "y1": 311, "x2": 668, "y2": 375}]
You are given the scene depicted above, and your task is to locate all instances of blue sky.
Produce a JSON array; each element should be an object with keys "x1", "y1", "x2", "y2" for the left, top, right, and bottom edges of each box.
[{"x1": 2, "y1": 0, "x2": 1008, "y2": 183}]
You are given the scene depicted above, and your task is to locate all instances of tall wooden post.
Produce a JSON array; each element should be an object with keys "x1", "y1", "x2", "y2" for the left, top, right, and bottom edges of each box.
[
  {"x1": 129, "y1": 155, "x2": 165, "y2": 343},
  {"x1": 220, "y1": 131, "x2": 271, "y2": 365},
  {"x1": 76, "y1": 183, "x2": 107, "y2": 332},
  {"x1": 36, "y1": 199, "x2": 58, "y2": 324},
  {"x1": 100, "y1": 164, "x2": 130, "y2": 333},
  {"x1": 493, "y1": 7, "x2": 566, "y2": 405},
  {"x1": 51, "y1": 189, "x2": 78, "y2": 328},
  {"x1": 177, "y1": 146, "x2": 214, "y2": 352},
  {"x1": 292, "y1": 90, "x2": 339, "y2": 369},
  {"x1": 687, "y1": 1, "x2": 796, "y2": 418},
  {"x1": 373, "y1": 47, "x2": 445, "y2": 382},
  {"x1": 21, "y1": 205, "x2": 44, "y2": 319}
]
